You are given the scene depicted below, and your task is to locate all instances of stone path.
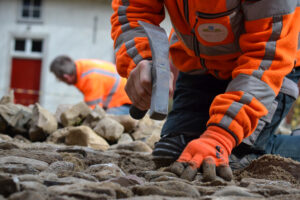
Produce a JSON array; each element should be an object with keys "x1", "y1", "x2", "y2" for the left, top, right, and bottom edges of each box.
[{"x1": 0, "y1": 136, "x2": 299, "y2": 200}]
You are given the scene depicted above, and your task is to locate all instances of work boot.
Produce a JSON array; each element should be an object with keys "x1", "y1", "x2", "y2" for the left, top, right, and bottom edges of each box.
[{"x1": 152, "y1": 133, "x2": 198, "y2": 168}]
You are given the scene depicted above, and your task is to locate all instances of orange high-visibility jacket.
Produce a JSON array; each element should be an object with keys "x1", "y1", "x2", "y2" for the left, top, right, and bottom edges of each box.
[
  {"x1": 111, "y1": 0, "x2": 300, "y2": 145},
  {"x1": 74, "y1": 59, "x2": 131, "y2": 109}
]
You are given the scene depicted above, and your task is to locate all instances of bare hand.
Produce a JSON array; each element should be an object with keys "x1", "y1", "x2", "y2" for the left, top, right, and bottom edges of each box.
[{"x1": 125, "y1": 60, "x2": 174, "y2": 111}]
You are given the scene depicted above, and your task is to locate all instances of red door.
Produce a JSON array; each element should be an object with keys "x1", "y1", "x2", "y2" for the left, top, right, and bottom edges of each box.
[{"x1": 10, "y1": 58, "x2": 42, "y2": 106}]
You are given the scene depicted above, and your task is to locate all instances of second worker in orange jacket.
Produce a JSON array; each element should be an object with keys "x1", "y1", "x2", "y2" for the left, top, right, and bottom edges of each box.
[{"x1": 50, "y1": 55, "x2": 132, "y2": 115}]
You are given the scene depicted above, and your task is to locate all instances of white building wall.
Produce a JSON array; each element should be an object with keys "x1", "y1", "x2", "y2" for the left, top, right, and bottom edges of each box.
[{"x1": 0, "y1": 0, "x2": 171, "y2": 113}]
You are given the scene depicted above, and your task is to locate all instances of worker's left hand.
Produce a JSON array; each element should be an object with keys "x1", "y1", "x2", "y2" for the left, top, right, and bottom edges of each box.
[{"x1": 170, "y1": 126, "x2": 235, "y2": 182}]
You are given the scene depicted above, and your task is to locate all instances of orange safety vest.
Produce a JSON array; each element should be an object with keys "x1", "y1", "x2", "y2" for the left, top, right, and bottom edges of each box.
[
  {"x1": 111, "y1": 0, "x2": 300, "y2": 145},
  {"x1": 74, "y1": 59, "x2": 131, "y2": 109}
]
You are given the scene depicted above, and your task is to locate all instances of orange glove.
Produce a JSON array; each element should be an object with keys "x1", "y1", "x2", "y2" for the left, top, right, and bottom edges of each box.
[{"x1": 170, "y1": 126, "x2": 236, "y2": 181}]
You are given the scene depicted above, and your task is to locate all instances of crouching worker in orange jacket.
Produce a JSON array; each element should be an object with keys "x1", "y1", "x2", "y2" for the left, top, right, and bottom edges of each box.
[
  {"x1": 50, "y1": 56, "x2": 132, "y2": 115},
  {"x1": 111, "y1": 0, "x2": 300, "y2": 181}
]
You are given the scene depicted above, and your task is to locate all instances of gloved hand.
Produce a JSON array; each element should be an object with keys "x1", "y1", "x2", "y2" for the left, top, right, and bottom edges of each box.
[{"x1": 170, "y1": 126, "x2": 235, "y2": 182}]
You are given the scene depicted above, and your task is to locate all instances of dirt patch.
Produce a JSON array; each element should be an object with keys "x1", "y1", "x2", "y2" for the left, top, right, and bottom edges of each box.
[{"x1": 234, "y1": 154, "x2": 300, "y2": 184}]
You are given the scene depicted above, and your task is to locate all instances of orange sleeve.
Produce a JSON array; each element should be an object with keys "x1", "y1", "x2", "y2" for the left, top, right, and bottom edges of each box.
[
  {"x1": 111, "y1": 0, "x2": 165, "y2": 78},
  {"x1": 207, "y1": 2, "x2": 300, "y2": 144}
]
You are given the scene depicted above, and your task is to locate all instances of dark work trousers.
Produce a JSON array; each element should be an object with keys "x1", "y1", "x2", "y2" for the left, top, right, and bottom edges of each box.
[{"x1": 160, "y1": 69, "x2": 300, "y2": 162}]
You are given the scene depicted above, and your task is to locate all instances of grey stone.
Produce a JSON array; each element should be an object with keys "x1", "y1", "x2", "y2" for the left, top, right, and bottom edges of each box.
[
  {"x1": 0, "y1": 103, "x2": 32, "y2": 134},
  {"x1": 0, "y1": 163, "x2": 39, "y2": 174},
  {"x1": 73, "y1": 172, "x2": 98, "y2": 182},
  {"x1": 85, "y1": 163, "x2": 126, "y2": 181},
  {"x1": 137, "y1": 171, "x2": 178, "y2": 182},
  {"x1": 48, "y1": 182, "x2": 118, "y2": 199},
  {"x1": 109, "y1": 141, "x2": 152, "y2": 153},
  {"x1": 29, "y1": 103, "x2": 58, "y2": 142},
  {"x1": 20, "y1": 181, "x2": 47, "y2": 193},
  {"x1": 0, "y1": 149, "x2": 63, "y2": 164},
  {"x1": 0, "y1": 134, "x2": 13, "y2": 141},
  {"x1": 0, "y1": 141, "x2": 19, "y2": 150},
  {"x1": 17, "y1": 174, "x2": 42, "y2": 183},
  {"x1": 94, "y1": 117, "x2": 124, "y2": 142},
  {"x1": 0, "y1": 91, "x2": 14, "y2": 105},
  {"x1": 131, "y1": 181, "x2": 200, "y2": 198},
  {"x1": 0, "y1": 156, "x2": 49, "y2": 171},
  {"x1": 60, "y1": 102, "x2": 92, "y2": 127},
  {"x1": 109, "y1": 175, "x2": 145, "y2": 187},
  {"x1": 213, "y1": 186, "x2": 263, "y2": 198},
  {"x1": 46, "y1": 161, "x2": 75, "y2": 174},
  {"x1": 8, "y1": 190, "x2": 45, "y2": 200}
]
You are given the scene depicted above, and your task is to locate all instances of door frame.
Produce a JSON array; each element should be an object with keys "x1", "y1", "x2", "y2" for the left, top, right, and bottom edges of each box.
[{"x1": 8, "y1": 31, "x2": 49, "y2": 105}]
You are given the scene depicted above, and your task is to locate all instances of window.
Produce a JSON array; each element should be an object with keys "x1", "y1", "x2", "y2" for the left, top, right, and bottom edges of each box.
[
  {"x1": 31, "y1": 40, "x2": 43, "y2": 53},
  {"x1": 20, "y1": 0, "x2": 42, "y2": 22},
  {"x1": 12, "y1": 38, "x2": 43, "y2": 58},
  {"x1": 15, "y1": 39, "x2": 26, "y2": 51}
]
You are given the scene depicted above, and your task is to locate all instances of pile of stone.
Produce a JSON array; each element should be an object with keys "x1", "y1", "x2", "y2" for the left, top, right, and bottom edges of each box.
[
  {"x1": 1, "y1": 94, "x2": 300, "y2": 200},
  {"x1": 0, "y1": 93, "x2": 163, "y2": 152}
]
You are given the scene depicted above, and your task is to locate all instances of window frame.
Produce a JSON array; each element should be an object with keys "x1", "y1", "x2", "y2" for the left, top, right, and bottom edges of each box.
[
  {"x1": 17, "y1": 0, "x2": 43, "y2": 24},
  {"x1": 11, "y1": 38, "x2": 44, "y2": 59}
]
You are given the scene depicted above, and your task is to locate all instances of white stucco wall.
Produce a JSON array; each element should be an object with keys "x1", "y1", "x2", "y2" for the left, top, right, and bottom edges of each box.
[{"x1": 0, "y1": 0, "x2": 171, "y2": 113}]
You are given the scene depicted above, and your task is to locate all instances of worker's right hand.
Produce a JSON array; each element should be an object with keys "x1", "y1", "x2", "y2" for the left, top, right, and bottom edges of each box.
[
  {"x1": 125, "y1": 60, "x2": 174, "y2": 111},
  {"x1": 125, "y1": 60, "x2": 153, "y2": 111}
]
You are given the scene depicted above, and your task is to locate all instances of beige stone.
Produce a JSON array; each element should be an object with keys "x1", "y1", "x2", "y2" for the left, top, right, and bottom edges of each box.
[
  {"x1": 93, "y1": 117, "x2": 124, "y2": 142},
  {"x1": 107, "y1": 114, "x2": 138, "y2": 133},
  {"x1": 82, "y1": 105, "x2": 106, "y2": 129},
  {"x1": 47, "y1": 127, "x2": 71, "y2": 144},
  {"x1": 131, "y1": 115, "x2": 164, "y2": 140},
  {"x1": 117, "y1": 133, "x2": 133, "y2": 144},
  {"x1": 60, "y1": 102, "x2": 92, "y2": 127},
  {"x1": 54, "y1": 104, "x2": 73, "y2": 124},
  {"x1": 29, "y1": 104, "x2": 58, "y2": 142},
  {"x1": 65, "y1": 126, "x2": 109, "y2": 151},
  {"x1": 145, "y1": 128, "x2": 161, "y2": 149}
]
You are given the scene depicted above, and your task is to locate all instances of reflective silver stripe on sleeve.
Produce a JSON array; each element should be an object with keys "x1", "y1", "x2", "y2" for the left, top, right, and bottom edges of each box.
[
  {"x1": 86, "y1": 98, "x2": 102, "y2": 106},
  {"x1": 212, "y1": 92, "x2": 253, "y2": 144},
  {"x1": 226, "y1": 73, "x2": 276, "y2": 108},
  {"x1": 258, "y1": 16, "x2": 283, "y2": 71},
  {"x1": 221, "y1": 93, "x2": 253, "y2": 125},
  {"x1": 81, "y1": 69, "x2": 116, "y2": 78},
  {"x1": 228, "y1": 15, "x2": 283, "y2": 108},
  {"x1": 114, "y1": 26, "x2": 147, "y2": 50},
  {"x1": 280, "y1": 77, "x2": 299, "y2": 99},
  {"x1": 242, "y1": 0, "x2": 297, "y2": 21},
  {"x1": 114, "y1": 0, "x2": 144, "y2": 64},
  {"x1": 103, "y1": 76, "x2": 121, "y2": 109},
  {"x1": 125, "y1": 40, "x2": 144, "y2": 65}
]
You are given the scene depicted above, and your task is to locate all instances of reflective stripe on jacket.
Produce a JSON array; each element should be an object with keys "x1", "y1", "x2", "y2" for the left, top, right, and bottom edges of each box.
[
  {"x1": 111, "y1": 0, "x2": 300, "y2": 145},
  {"x1": 75, "y1": 59, "x2": 131, "y2": 109}
]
